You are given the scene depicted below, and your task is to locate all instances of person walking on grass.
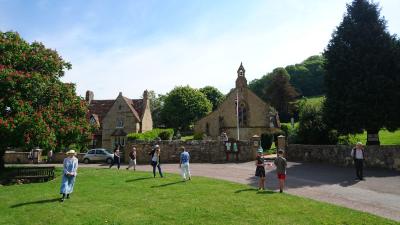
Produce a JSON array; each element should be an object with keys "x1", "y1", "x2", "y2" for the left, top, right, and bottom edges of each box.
[
  {"x1": 109, "y1": 145, "x2": 121, "y2": 170},
  {"x1": 149, "y1": 145, "x2": 163, "y2": 178},
  {"x1": 126, "y1": 146, "x2": 137, "y2": 171},
  {"x1": 274, "y1": 149, "x2": 287, "y2": 193},
  {"x1": 255, "y1": 147, "x2": 266, "y2": 191},
  {"x1": 60, "y1": 150, "x2": 78, "y2": 202},
  {"x1": 351, "y1": 142, "x2": 365, "y2": 181},
  {"x1": 179, "y1": 146, "x2": 191, "y2": 181}
]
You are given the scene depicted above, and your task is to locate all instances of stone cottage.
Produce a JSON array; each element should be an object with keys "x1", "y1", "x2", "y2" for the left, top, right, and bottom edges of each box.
[
  {"x1": 194, "y1": 63, "x2": 280, "y2": 141},
  {"x1": 86, "y1": 90, "x2": 153, "y2": 150}
]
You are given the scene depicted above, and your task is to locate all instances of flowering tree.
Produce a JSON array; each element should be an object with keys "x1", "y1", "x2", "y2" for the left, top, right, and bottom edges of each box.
[{"x1": 0, "y1": 31, "x2": 92, "y2": 169}]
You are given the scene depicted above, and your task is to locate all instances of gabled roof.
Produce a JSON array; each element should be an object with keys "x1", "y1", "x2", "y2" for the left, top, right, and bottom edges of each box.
[
  {"x1": 122, "y1": 96, "x2": 141, "y2": 121},
  {"x1": 87, "y1": 100, "x2": 115, "y2": 125}
]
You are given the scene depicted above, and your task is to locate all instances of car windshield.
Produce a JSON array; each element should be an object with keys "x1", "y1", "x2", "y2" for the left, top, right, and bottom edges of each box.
[{"x1": 101, "y1": 149, "x2": 113, "y2": 154}]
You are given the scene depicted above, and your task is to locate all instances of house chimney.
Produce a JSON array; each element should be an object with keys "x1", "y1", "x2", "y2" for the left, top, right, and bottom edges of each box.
[
  {"x1": 143, "y1": 89, "x2": 149, "y2": 101},
  {"x1": 85, "y1": 90, "x2": 94, "y2": 104}
]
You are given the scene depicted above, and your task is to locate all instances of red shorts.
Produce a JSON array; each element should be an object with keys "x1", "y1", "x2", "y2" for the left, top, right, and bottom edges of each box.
[{"x1": 277, "y1": 173, "x2": 286, "y2": 180}]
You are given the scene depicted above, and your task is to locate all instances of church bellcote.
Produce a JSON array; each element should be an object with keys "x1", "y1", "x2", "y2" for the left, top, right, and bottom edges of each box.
[{"x1": 236, "y1": 62, "x2": 247, "y2": 88}]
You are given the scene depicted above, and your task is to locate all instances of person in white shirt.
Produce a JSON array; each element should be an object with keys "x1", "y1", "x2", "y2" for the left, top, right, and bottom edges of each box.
[
  {"x1": 179, "y1": 146, "x2": 191, "y2": 181},
  {"x1": 350, "y1": 142, "x2": 365, "y2": 180}
]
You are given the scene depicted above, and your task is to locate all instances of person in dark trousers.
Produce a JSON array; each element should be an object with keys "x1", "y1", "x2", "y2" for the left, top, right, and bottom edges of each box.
[
  {"x1": 149, "y1": 145, "x2": 163, "y2": 178},
  {"x1": 274, "y1": 149, "x2": 287, "y2": 193},
  {"x1": 255, "y1": 148, "x2": 266, "y2": 191},
  {"x1": 109, "y1": 145, "x2": 121, "y2": 169},
  {"x1": 351, "y1": 142, "x2": 365, "y2": 181},
  {"x1": 126, "y1": 146, "x2": 136, "y2": 171}
]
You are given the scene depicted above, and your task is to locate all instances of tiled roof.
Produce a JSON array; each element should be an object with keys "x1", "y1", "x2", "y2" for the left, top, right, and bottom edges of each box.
[
  {"x1": 122, "y1": 97, "x2": 141, "y2": 121},
  {"x1": 87, "y1": 100, "x2": 115, "y2": 125}
]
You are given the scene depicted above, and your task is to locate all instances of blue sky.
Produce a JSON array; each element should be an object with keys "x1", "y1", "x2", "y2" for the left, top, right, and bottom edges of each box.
[{"x1": 1, "y1": 0, "x2": 399, "y2": 99}]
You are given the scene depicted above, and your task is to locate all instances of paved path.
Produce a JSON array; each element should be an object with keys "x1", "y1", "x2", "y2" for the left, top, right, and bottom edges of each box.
[{"x1": 17, "y1": 161, "x2": 400, "y2": 221}]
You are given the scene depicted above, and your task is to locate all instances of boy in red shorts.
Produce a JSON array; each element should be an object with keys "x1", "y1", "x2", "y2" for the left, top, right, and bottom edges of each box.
[{"x1": 274, "y1": 150, "x2": 287, "y2": 193}]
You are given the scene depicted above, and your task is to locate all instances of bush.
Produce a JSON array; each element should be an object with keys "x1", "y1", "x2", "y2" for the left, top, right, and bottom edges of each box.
[
  {"x1": 158, "y1": 129, "x2": 174, "y2": 140},
  {"x1": 261, "y1": 133, "x2": 273, "y2": 150},
  {"x1": 193, "y1": 132, "x2": 203, "y2": 140},
  {"x1": 297, "y1": 104, "x2": 337, "y2": 144},
  {"x1": 127, "y1": 129, "x2": 175, "y2": 141}
]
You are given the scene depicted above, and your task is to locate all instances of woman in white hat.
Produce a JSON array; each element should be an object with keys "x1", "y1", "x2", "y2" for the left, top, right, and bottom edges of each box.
[{"x1": 60, "y1": 149, "x2": 79, "y2": 202}]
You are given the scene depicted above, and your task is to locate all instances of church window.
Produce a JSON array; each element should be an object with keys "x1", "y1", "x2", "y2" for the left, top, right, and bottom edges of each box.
[
  {"x1": 238, "y1": 102, "x2": 248, "y2": 127},
  {"x1": 206, "y1": 123, "x2": 210, "y2": 135}
]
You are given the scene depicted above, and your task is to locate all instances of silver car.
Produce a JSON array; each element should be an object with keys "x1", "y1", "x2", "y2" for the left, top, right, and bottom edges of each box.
[{"x1": 83, "y1": 148, "x2": 114, "y2": 164}]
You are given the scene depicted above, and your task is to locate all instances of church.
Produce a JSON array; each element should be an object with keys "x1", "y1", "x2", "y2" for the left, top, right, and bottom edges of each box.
[{"x1": 194, "y1": 63, "x2": 280, "y2": 141}]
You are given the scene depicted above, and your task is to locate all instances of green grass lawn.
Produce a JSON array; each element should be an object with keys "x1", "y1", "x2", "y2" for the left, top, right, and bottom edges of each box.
[
  {"x1": 0, "y1": 168, "x2": 397, "y2": 225},
  {"x1": 340, "y1": 129, "x2": 400, "y2": 145}
]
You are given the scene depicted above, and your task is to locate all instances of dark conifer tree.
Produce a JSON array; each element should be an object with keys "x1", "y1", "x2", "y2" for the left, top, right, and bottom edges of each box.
[
  {"x1": 265, "y1": 68, "x2": 299, "y2": 122},
  {"x1": 323, "y1": 0, "x2": 400, "y2": 145}
]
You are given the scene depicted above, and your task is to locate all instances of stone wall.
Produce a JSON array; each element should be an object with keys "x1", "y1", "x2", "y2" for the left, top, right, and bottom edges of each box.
[
  {"x1": 286, "y1": 144, "x2": 400, "y2": 171},
  {"x1": 4, "y1": 152, "x2": 85, "y2": 164},
  {"x1": 124, "y1": 140, "x2": 257, "y2": 164}
]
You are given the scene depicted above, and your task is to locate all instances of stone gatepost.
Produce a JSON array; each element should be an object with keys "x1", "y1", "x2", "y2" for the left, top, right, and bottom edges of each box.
[
  {"x1": 277, "y1": 135, "x2": 286, "y2": 150},
  {"x1": 32, "y1": 147, "x2": 42, "y2": 164},
  {"x1": 251, "y1": 135, "x2": 261, "y2": 160}
]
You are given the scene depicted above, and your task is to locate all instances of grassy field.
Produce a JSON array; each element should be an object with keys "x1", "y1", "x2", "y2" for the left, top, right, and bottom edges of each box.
[
  {"x1": 341, "y1": 129, "x2": 400, "y2": 145},
  {"x1": 0, "y1": 168, "x2": 397, "y2": 225}
]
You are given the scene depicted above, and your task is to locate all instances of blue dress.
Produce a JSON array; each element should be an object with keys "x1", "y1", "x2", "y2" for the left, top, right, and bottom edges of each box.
[{"x1": 60, "y1": 157, "x2": 78, "y2": 194}]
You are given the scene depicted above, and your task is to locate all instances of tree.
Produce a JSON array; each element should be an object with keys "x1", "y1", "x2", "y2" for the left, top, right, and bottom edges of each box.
[
  {"x1": 0, "y1": 31, "x2": 92, "y2": 169},
  {"x1": 161, "y1": 86, "x2": 212, "y2": 131},
  {"x1": 323, "y1": 0, "x2": 400, "y2": 145},
  {"x1": 286, "y1": 55, "x2": 325, "y2": 97},
  {"x1": 146, "y1": 90, "x2": 165, "y2": 128},
  {"x1": 264, "y1": 68, "x2": 299, "y2": 122},
  {"x1": 248, "y1": 72, "x2": 273, "y2": 102},
  {"x1": 297, "y1": 103, "x2": 337, "y2": 145},
  {"x1": 199, "y1": 86, "x2": 224, "y2": 111}
]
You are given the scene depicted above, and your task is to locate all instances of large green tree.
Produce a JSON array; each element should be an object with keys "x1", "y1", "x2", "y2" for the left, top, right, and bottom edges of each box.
[
  {"x1": 199, "y1": 86, "x2": 224, "y2": 111},
  {"x1": 147, "y1": 90, "x2": 165, "y2": 128},
  {"x1": 264, "y1": 68, "x2": 299, "y2": 122},
  {"x1": 161, "y1": 86, "x2": 212, "y2": 131},
  {"x1": 0, "y1": 31, "x2": 92, "y2": 169},
  {"x1": 323, "y1": 0, "x2": 400, "y2": 145},
  {"x1": 286, "y1": 55, "x2": 325, "y2": 97}
]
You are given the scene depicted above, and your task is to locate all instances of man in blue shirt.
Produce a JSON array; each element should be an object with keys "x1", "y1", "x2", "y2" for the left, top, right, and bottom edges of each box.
[{"x1": 179, "y1": 146, "x2": 191, "y2": 181}]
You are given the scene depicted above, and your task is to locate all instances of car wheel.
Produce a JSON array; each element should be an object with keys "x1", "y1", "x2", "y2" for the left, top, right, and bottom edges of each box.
[
  {"x1": 83, "y1": 158, "x2": 90, "y2": 164},
  {"x1": 106, "y1": 158, "x2": 113, "y2": 164}
]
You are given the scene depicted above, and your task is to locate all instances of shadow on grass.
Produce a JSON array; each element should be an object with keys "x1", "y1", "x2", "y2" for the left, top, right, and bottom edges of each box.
[
  {"x1": 235, "y1": 188, "x2": 275, "y2": 195},
  {"x1": 151, "y1": 181, "x2": 185, "y2": 188},
  {"x1": 10, "y1": 198, "x2": 60, "y2": 208},
  {"x1": 126, "y1": 177, "x2": 153, "y2": 182}
]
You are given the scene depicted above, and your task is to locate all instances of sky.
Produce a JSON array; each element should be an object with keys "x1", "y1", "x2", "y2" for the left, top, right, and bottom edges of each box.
[{"x1": 1, "y1": 0, "x2": 399, "y2": 99}]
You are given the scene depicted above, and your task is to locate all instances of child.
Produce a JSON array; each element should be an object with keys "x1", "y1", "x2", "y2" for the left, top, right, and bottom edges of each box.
[
  {"x1": 274, "y1": 150, "x2": 287, "y2": 193},
  {"x1": 255, "y1": 148, "x2": 266, "y2": 191},
  {"x1": 179, "y1": 146, "x2": 191, "y2": 181}
]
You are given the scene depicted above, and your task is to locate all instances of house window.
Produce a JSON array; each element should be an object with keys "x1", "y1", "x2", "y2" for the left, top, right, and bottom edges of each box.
[
  {"x1": 90, "y1": 116, "x2": 96, "y2": 125},
  {"x1": 116, "y1": 118, "x2": 124, "y2": 128}
]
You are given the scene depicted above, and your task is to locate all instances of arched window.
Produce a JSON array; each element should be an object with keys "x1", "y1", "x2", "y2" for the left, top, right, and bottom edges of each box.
[{"x1": 238, "y1": 102, "x2": 248, "y2": 127}]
